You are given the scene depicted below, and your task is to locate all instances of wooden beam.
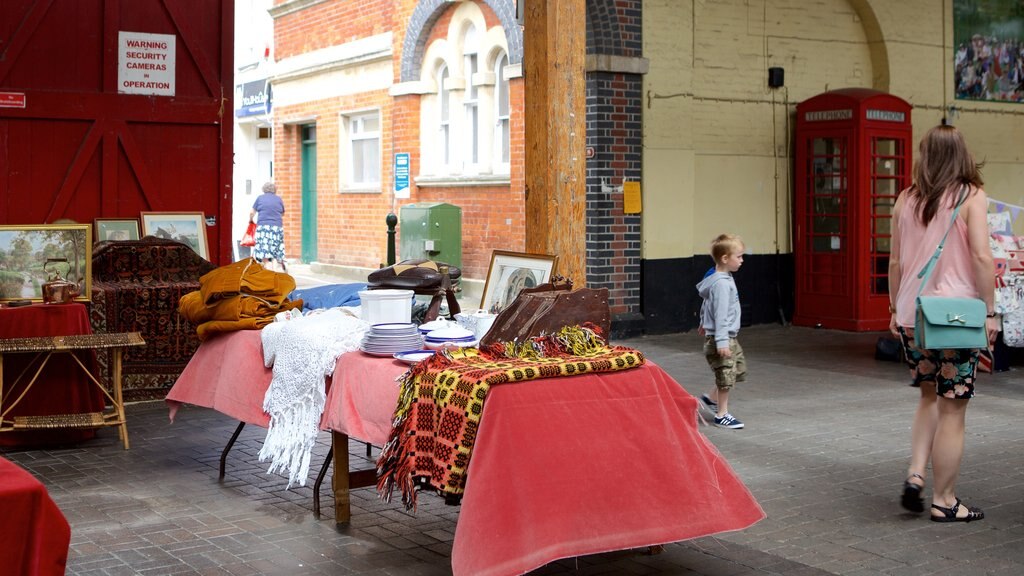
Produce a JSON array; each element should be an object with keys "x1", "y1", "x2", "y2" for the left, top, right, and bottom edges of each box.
[{"x1": 523, "y1": 0, "x2": 587, "y2": 286}]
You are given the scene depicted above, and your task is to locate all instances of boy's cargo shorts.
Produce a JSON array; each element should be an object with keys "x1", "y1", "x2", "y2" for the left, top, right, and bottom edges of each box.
[{"x1": 703, "y1": 336, "x2": 746, "y2": 390}]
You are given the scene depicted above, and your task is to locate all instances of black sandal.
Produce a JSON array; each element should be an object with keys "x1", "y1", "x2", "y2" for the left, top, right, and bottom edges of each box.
[
  {"x1": 901, "y1": 473, "x2": 925, "y2": 513},
  {"x1": 930, "y1": 498, "x2": 984, "y2": 523}
]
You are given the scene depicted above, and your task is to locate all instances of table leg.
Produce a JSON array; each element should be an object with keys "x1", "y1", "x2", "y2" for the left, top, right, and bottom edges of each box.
[
  {"x1": 331, "y1": 430, "x2": 351, "y2": 524},
  {"x1": 112, "y1": 349, "x2": 129, "y2": 449}
]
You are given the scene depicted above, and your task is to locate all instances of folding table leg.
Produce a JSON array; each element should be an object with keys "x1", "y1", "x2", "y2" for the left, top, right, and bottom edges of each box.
[
  {"x1": 312, "y1": 445, "x2": 334, "y2": 520},
  {"x1": 219, "y1": 421, "x2": 246, "y2": 481}
]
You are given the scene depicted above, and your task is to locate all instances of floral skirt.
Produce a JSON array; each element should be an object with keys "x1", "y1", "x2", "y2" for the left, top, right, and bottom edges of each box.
[{"x1": 253, "y1": 225, "x2": 284, "y2": 261}]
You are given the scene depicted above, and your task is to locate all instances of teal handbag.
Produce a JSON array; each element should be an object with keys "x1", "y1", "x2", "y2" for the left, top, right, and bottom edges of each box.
[
  {"x1": 912, "y1": 187, "x2": 989, "y2": 350},
  {"x1": 914, "y1": 296, "x2": 987, "y2": 350}
]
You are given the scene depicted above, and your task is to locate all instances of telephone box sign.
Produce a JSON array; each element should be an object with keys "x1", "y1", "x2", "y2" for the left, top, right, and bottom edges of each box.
[
  {"x1": 117, "y1": 31, "x2": 176, "y2": 96},
  {"x1": 866, "y1": 109, "x2": 905, "y2": 122},
  {"x1": 805, "y1": 109, "x2": 853, "y2": 122}
]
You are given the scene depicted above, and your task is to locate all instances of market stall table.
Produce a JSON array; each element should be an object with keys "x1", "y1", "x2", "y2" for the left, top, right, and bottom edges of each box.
[
  {"x1": 167, "y1": 330, "x2": 764, "y2": 576},
  {"x1": 0, "y1": 302, "x2": 105, "y2": 446},
  {"x1": 0, "y1": 456, "x2": 71, "y2": 576}
]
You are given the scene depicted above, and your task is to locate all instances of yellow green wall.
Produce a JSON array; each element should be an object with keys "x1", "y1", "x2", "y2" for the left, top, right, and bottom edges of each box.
[{"x1": 643, "y1": 0, "x2": 1024, "y2": 260}]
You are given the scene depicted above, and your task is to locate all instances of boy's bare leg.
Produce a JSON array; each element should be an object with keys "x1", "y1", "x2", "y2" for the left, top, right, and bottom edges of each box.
[{"x1": 716, "y1": 388, "x2": 730, "y2": 417}]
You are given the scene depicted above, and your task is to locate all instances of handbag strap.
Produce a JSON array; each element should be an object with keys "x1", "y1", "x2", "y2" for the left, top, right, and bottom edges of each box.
[{"x1": 915, "y1": 185, "x2": 968, "y2": 299}]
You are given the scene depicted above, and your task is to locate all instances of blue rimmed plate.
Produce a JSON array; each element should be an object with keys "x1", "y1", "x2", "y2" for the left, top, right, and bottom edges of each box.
[{"x1": 393, "y1": 349, "x2": 436, "y2": 364}]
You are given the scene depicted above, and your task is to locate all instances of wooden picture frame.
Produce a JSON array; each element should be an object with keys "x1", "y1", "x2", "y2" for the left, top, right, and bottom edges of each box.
[
  {"x1": 480, "y1": 250, "x2": 558, "y2": 314},
  {"x1": 94, "y1": 218, "x2": 141, "y2": 242},
  {"x1": 140, "y1": 212, "x2": 208, "y2": 259},
  {"x1": 0, "y1": 224, "x2": 92, "y2": 303}
]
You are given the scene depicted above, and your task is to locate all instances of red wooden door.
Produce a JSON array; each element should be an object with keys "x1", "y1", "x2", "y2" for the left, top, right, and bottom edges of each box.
[{"x1": 0, "y1": 0, "x2": 233, "y2": 264}]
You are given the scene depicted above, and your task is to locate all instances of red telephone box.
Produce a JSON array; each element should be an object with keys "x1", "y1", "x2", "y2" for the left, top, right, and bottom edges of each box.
[{"x1": 793, "y1": 88, "x2": 912, "y2": 331}]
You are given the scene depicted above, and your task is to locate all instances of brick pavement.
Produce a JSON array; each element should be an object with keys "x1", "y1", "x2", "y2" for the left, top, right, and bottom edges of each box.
[{"x1": 4, "y1": 323, "x2": 1024, "y2": 575}]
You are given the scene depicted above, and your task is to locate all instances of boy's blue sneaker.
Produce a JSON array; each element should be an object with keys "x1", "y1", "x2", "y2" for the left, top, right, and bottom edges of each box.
[
  {"x1": 713, "y1": 413, "x2": 744, "y2": 429},
  {"x1": 700, "y1": 394, "x2": 718, "y2": 413}
]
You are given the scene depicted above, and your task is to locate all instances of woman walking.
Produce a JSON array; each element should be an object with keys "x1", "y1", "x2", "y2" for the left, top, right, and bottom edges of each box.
[
  {"x1": 250, "y1": 181, "x2": 286, "y2": 271},
  {"x1": 888, "y1": 124, "x2": 999, "y2": 522}
]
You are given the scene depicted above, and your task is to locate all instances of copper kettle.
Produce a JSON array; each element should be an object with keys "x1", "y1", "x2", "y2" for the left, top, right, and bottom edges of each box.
[{"x1": 41, "y1": 258, "x2": 81, "y2": 304}]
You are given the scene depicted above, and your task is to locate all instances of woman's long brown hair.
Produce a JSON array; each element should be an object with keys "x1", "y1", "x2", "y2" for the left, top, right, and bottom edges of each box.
[{"x1": 909, "y1": 124, "x2": 984, "y2": 225}]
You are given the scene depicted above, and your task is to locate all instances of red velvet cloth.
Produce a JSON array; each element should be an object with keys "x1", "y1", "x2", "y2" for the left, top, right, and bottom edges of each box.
[
  {"x1": 0, "y1": 456, "x2": 71, "y2": 575},
  {"x1": 166, "y1": 335, "x2": 764, "y2": 576},
  {"x1": 0, "y1": 303, "x2": 105, "y2": 446}
]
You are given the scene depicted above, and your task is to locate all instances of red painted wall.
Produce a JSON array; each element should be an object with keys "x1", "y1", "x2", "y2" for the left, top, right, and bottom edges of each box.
[{"x1": 0, "y1": 0, "x2": 234, "y2": 264}]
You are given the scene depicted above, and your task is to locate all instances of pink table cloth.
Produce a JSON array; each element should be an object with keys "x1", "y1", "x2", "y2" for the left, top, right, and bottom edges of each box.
[{"x1": 167, "y1": 331, "x2": 764, "y2": 576}]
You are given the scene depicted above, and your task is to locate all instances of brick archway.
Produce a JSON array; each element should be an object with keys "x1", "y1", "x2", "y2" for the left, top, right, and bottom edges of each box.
[{"x1": 400, "y1": 0, "x2": 522, "y2": 82}]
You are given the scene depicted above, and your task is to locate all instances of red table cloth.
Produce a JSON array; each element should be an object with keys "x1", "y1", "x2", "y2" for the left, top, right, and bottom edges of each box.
[
  {"x1": 167, "y1": 330, "x2": 764, "y2": 576},
  {"x1": 0, "y1": 302, "x2": 105, "y2": 446},
  {"x1": 0, "y1": 456, "x2": 71, "y2": 576}
]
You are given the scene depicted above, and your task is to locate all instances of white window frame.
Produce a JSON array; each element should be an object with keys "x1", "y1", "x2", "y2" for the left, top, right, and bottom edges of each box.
[
  {"x1": 339, "y1": 110, "x2": 381, "y2": 191},
  {"x1": 494, "y1": 52, "x2": 510, "y2": 173},
  {"x1": 438, "y1": 64, "x2": 452, "y2": 168}
]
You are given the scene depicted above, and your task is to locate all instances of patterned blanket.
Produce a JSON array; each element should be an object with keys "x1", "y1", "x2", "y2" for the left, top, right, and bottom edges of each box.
[{"x1": 376, "y1": 326, "x2": 645, "y2": 509}]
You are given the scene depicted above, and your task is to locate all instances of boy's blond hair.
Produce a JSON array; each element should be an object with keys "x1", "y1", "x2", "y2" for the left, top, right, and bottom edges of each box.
[{"x1": 710, "y1": 234, "x2": 744, "y2": 264}]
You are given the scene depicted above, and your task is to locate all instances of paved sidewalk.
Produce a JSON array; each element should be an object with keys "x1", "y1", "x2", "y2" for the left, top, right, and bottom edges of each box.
[{"x1": 5, "y1": 305, "x2": 1024, "y2": 574}]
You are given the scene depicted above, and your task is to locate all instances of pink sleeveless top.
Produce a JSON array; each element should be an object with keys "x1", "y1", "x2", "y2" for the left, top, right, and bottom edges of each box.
[{"x1": 894, "y1": 188, "x2": 979, "y2": 328}]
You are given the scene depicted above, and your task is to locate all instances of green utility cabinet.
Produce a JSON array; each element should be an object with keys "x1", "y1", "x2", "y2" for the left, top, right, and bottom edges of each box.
[{"x1": 399, "y1": 202, "x2": 462, "y2": 268}]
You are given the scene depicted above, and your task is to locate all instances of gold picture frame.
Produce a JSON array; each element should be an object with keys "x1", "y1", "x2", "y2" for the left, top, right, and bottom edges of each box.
[
  {"x1": 0, "y1": 224, "x2": 92, "y2": 303},
  {"x1": 479, "y1": 250, "x2": 558, "y2": 314}
]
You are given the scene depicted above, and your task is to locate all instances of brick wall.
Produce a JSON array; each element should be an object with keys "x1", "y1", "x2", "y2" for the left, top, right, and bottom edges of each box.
[{"x1": 272, "y1": 0, "x2": 526, "y2": 280}]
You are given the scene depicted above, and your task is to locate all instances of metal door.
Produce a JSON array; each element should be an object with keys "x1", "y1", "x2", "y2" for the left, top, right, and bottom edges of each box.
[
  {"x1": 0, "y1": 0, "x2": 233, "y2": 263},
  {"x1": 300, "y1": 124, "x2": 317, "y2": 263}
]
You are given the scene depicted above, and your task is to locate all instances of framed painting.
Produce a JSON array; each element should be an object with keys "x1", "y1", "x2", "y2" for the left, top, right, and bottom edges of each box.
[
  {"x1": 0, "y1": 224, "x2": 92, "y2": 303},
  {"x1": 140, "y1": 212, "x2": 208, "y2": 259},
  {"x1": 480, "y1": 250, "x2": 558, "y2": 314},
  {"x1": 94, "y1": 218, "x2": 141, "y2": 242}
]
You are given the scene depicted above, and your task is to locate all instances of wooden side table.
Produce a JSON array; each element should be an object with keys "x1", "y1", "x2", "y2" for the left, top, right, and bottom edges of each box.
[{"x1": 0, "y1": 332, "x2": 145, "y2": 449}]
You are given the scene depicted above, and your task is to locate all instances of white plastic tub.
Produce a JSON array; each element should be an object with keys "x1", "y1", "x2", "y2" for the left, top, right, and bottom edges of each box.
[{"x1": 359, "y1": 289, "x2": 414, "y2": 325}]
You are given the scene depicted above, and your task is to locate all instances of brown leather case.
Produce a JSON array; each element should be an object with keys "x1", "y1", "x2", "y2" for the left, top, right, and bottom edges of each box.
[{"x1": 479, "y1": 278, "x2": 610, "y2": 346}]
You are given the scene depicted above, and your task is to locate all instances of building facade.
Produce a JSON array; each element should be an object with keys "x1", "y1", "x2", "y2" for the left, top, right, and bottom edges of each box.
[{"x1": 263, "y1": 0, "x2": 1024, "y2": 334}]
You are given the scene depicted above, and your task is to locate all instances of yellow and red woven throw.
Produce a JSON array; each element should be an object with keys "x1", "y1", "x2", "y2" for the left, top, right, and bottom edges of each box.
[{"x1": 376, "y1": 324, "x2": 645, "y2": 510}]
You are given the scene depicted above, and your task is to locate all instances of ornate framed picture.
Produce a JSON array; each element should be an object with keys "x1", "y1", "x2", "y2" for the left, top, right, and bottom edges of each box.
[
  {"x1": 480, "y1": 250, "x2": 558, "y2": 314},
  {"x1": 140, "y1": 212, "x2": 208, "y2": 259},
  {"x1": 0, "y1": 224, "x2": 92, "y2": 302},
  {"x1": 94, "y1": 218, "x2": 141, "y2": 242}
]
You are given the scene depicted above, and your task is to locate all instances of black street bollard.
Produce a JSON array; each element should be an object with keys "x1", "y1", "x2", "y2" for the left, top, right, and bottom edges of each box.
[{"x1": 386, "y1": 212, "x2": 398, "y2": 266}]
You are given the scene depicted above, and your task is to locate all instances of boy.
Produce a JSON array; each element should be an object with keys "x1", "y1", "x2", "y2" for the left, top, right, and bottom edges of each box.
[{"x1": 696, "y1": 234, "x2": 746, "y2": 429}]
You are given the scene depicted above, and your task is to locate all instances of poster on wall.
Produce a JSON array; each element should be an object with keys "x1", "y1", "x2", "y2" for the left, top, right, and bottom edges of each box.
[
  {"x1": 118, "y1": 31, "x2": 176, "y2": 96},
  {"x1": 953, "y1": 0, "x2": 1024, "y2": 103}
]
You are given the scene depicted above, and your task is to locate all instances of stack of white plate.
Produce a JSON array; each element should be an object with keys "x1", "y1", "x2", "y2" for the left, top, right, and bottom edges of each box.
[
  {"x1": 424, "y1": 326, "x2": 478, "y2": 350},
  {"x1": 360, "y1": 323, "x2": 424, "y2": 357}
]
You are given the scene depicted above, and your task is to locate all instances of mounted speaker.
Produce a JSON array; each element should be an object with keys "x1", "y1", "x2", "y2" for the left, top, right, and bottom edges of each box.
[{"x1": 768, "y1": 67, "x2": 784, "y2": 88}]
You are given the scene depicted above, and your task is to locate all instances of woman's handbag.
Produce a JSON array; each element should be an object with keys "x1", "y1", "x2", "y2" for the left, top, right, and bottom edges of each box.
[
  {"x1": 240, "y1": 221, "x2": 257, "y2": 247},
  {"x1": 913, "y1": 188, "x2": 989, "y2": 350}
]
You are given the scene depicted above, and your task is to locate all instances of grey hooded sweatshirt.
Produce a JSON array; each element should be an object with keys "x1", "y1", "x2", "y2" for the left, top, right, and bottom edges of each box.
[{"x1": 697, "y1": 271, "x2": 741, "y2": 349}]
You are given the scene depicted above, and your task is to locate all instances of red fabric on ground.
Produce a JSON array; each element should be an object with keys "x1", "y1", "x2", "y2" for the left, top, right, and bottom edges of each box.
[
  {"x1": 452, "y1": 361, "x2": 765, "y2": 576},
  {"x1": 0, "y1": 456, "x2": 71, "y2": 576},
  {"x1": 0, "y1": 303, "x2": 104, "y2": 446}
]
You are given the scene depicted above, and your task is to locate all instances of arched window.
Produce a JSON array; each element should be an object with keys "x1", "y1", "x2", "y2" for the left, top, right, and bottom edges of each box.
[
  {"x1": 463, "y1": 26, "x2": 479, "y2": 168},
  {"x1": 439, "y1": 64, "x2": 451, "y2": 167},
  {"x1": 494, "y1": 51, "x2": 510, "y2": 170}
]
